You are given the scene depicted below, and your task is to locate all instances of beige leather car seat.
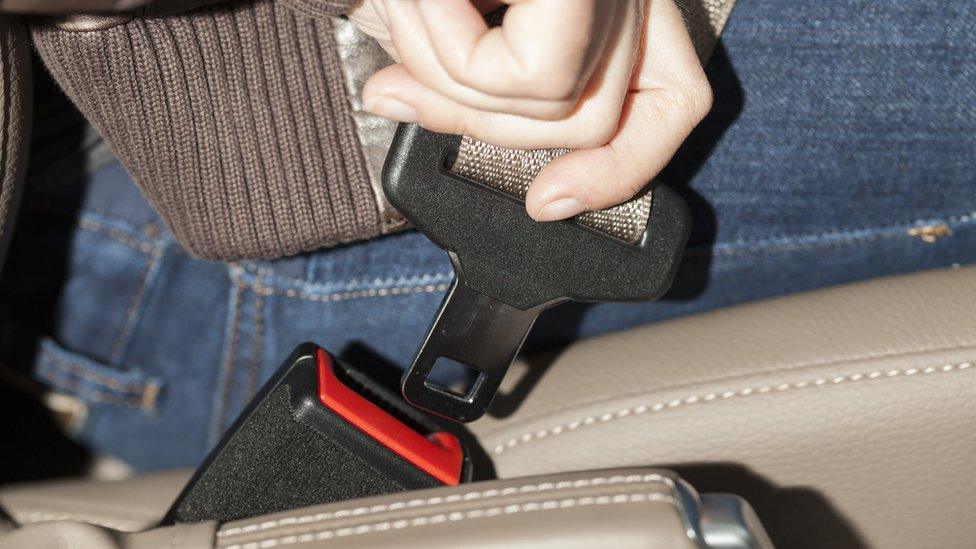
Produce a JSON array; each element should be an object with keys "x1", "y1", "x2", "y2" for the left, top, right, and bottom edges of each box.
[
  {"x1": 2, "y1": 266, "x2": 974, "y2": 548},
  {"x1": 2, "y1": 468, "x2": 767, "y2": 549}
]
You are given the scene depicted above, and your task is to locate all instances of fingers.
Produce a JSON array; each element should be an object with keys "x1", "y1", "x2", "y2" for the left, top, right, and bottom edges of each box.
[
  {"x1": 409, "y1": 0, "x2": 609, "y2": 100},
  {"x1": 374, "y1": 0, "x2": 621, "y2": 120},
  {"x1": 359, "y1": 0, "x2": 711, "y2": 220},
  {"x1": 525, "y1": 0, "x2": 712, "y2": 220},
  {"x1": 365, "y1": 0, "x2": 635, "y2": 121},
  {"x1": 363, "y1": 63, "x2": 623, "y2": 149},
  {"x1": 364, "y1": 0, "x2": 639, "y2": 147}
]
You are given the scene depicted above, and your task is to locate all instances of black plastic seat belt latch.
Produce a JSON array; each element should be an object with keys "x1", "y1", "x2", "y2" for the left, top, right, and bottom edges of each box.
[{"x1": 382, "y1": 124, "x2": 691, "y2": 423}]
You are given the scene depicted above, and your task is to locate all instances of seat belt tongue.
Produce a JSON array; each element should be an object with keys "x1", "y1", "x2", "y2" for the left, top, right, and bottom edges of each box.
[{"x1": 382, "y1": 124, "x2": 692, "y2": 423}]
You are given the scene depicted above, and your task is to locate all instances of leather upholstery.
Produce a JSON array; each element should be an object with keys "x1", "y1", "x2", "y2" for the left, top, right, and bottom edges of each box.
[
  {"x1": 0, "y1": 470, "x2": 189, "y2": 533},
  {"x1": 0, "y1": 519, "x2": 217, "y2": 549},
  {"x1": 0, "y1": 521, "x2": 130, "y2": 549},
  {"x1": 0, "y1": 469, "x2": 695, "y2": 549},
  {"x1": 217, "y1": 468, "x2": 693, "y2": 549},
  {"x1": 472, "y1": 266, "x2": 976, "y2": 548}
]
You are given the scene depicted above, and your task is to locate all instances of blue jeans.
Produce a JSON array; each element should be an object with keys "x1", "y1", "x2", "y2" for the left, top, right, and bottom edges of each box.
[{"x1": 2, "y1": 0, "x2": 975, "y2": 471}]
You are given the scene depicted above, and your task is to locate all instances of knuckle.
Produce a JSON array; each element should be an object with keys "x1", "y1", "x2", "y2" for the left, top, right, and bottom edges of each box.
[
  {"x1": 416, "y1": 108, "x2": 463, "y2": 136},
  {"x1": 536, "y1": 73, "x2": 582, "y2": 102},
  {"x1": 518, "y1": 65, "x2": 583, "y2": 102},
  {"x1": 442, "y1": 62, "x2": 480, "y2": 92},
  {"x1": 650, "y1": 74, "x2": 713, "y2": 131},
  {"x1": 623, "y1": 174, "x2": 645, "y2": 198},
  {"x1": 566, "y1": 132, "x2": 604, "y2": 150},
  {"x1": 573, "y1": 113, "x2": 618, "y2": 148},
  {"x1": 446, "y1": 58, "x2": 582, "y2": 104},
  {"x1": 676, "y1": 74, "x2": 714, "y2": 123},
  {"x1": 454, "y1": 111, "x2": 496, "y2": 142},
  {"x1": 593, "y1": 123, "x2": 618, "y2": 147},
  {"x1": 553, "y1": 102, "x2": 620, "y2": 148},
  {"x1": 531, "y1": 99, "x2": 578, "y2": 121},
  {"x1": 449, "y1": 113, "x2": 474, "y2": 138}
]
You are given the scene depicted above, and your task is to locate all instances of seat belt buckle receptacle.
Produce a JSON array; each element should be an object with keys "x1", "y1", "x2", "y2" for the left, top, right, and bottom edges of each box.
[{"x1": 164, "y1": 343, "x2": 471, "y2": 525}]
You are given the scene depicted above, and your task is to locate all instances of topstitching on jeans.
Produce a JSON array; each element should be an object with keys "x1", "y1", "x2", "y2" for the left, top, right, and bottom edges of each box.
[
  {"x1": 245, "y1": 270, "x2": 267, "y2": 401},
  {"x1": 233, "y1": 263, "x2": 455, "y2": 303},
  {"x1": 58, "y1": 212, "x2": 171, "y2": 403},
  {"x1": 40, "y1": 368, "x2": 152, "y2": 410},
  {"x1": 209, "y1": 268, "x2": 247, "y2": 445},
  {"x1": 37, "y1": 344, "x2": 163, "y2": 412},
  {"x1": 232, "y1": 211, "x2": 976, "y2": 301},
  {"x1": 74, "y1": 212, "x2": 164, "y2": 256},
  {"x1": 108, "y1": 248, "x2": 165, "y2": 364}
]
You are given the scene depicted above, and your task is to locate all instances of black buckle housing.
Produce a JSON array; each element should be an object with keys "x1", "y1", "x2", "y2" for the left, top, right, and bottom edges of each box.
[{"x1": 163, "y1": 344, "x2": 471, "y2": 525}]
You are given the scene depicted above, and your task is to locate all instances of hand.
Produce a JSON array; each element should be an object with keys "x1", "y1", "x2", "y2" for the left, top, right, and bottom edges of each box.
[{"x1": 350, "y1": 0, "x2": 712, "y2": 221}]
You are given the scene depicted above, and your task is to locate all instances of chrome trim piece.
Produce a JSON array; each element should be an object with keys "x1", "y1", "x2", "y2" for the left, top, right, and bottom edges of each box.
[
  {"x1": 700, "y1": 494, "x2": 775, "y2": 549},
  {"x1": 672, "y1": 479, "x2": 774, "y2": 549}
]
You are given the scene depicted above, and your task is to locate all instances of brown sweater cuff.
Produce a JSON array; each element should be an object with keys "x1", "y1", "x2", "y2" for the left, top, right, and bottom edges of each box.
[
  {"x1": 31, "y1": 0, "x2": 381, "y2": 261},
  {"x1": 27, "y1": 0, "x2": 733, "y2": 263}
]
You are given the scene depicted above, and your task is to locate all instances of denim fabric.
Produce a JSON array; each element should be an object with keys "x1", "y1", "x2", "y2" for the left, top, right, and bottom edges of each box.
[{"x1": 2, "y1": 0, "x2": 975, "y2": 470}]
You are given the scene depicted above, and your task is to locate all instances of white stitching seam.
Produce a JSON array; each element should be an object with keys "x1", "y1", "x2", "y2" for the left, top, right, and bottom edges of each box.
[
  {"x1": 219, "y1": 493, "x2": 676, "y2": 549},
  {"x1": 230, "y1": 266, "x2": 451, "y2": 303},
  {"x1": 217, "y1": 473, "x2": 674, "y2": 538},
  {"x1": 240, "y1": 264, "x2": 454, "y2": 295},
  {"x1": 256, "y1": 282, "x2": 451, "y2": 302},
  {"x1": 492, "y1": 360, "x2": 974, "y2": 455},
  {"x1": 474, "y1": 341, "x2": 976, "y2": 438},
  {"x1": 77, "y1": 218, "x2": 160, "y2": 256}
]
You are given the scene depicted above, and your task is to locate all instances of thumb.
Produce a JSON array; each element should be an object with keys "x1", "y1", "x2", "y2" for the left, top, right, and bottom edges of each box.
[{"x1": 525, "y1": 84, "x2": 711, "y2": 221}]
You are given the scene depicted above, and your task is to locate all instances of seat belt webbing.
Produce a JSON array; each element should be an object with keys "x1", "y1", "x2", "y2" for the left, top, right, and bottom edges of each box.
[{"x1": 452, "y1": 137, "x2": 653, "y2": 243}]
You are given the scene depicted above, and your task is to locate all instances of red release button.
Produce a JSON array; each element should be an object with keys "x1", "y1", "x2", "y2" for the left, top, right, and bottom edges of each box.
[{"x1": 316, "y1": 349, "x2": 462, "y2": 485}]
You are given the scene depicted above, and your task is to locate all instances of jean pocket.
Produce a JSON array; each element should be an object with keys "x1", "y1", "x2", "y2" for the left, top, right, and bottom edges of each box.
[{"x1": 34, "y1": 338, "x2": 164, "y2": 414}]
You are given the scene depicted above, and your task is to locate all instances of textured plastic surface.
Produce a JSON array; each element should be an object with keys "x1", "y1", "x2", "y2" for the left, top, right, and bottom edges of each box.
[
  {"x1": 382, "y1": 124, "x2": 691, "y2": 311},
  {"x1": 164, "y1": 344, "x2": 470, "y2": 524},
  {"x1": 401, "y1": 273, "x2": 545, "y2": 422},
  {"x1": 384, "y1": 124, "x2": 691, "y2": 422}
]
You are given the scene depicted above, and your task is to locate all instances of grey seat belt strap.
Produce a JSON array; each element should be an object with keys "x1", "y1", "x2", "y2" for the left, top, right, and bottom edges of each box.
[
  {"x1": 451, "y1": 137, "x2": 653, "y2": 243},
  {"x1": 448, "y1": 0, "x2": 737, "y2": 243}
]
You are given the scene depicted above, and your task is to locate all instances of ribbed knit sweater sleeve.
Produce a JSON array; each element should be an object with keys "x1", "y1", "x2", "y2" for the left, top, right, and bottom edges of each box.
[{"x1": 30, "y1": 0, "x2": 380, "y2": 261}]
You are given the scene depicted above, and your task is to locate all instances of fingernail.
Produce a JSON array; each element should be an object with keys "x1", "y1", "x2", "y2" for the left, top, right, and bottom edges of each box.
[
  {"x1": 363, "y1": 95, "x2": 418, "y2": 123},
  {"x1": 535, "y1": 197, "x2": 585, "y2": 221}
]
